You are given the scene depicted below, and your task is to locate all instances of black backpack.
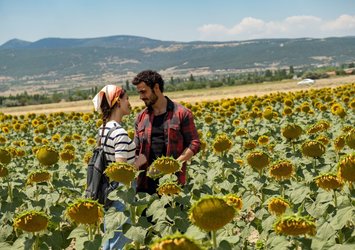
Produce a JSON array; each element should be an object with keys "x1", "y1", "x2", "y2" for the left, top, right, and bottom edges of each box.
[{"x1": 85, "y1": 126, "x2": 117, "y2": 208}]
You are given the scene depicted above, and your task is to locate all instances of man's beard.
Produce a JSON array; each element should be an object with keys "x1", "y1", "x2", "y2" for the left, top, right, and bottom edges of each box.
[{"x1": 144, "y1": 90, "x2": 158, "y2": 107}]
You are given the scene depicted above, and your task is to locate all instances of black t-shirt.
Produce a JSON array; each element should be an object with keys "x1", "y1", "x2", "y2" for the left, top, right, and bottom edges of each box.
[{"x1": 149, "y1": 112, "x2": 167, "y2": 164}]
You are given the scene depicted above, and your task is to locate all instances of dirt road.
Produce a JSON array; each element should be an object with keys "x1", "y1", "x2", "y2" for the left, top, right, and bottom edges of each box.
[{"x1": 1, "y1": 75, "x2": 354, "y2": 115}]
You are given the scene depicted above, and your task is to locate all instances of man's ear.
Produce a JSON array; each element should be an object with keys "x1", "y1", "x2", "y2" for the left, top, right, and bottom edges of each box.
[{"x1": 154, "y1": 83, "x2": 160, "y2": 92}]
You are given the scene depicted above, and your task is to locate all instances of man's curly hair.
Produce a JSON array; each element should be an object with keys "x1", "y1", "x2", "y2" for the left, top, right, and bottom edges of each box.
[{"x1": 132, "y1": 70, "x2": 164, "y2": 92}]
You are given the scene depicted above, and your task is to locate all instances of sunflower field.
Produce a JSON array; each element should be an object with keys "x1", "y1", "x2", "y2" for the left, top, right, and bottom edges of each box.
[{"x1": 0, "y1": 83, "x2": 354, "y2": 250}]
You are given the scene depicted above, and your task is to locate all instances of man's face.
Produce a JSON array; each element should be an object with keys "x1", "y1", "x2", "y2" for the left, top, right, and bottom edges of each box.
[{"x1": 136, "y1": 82, "x2": 158, "y2": 107}]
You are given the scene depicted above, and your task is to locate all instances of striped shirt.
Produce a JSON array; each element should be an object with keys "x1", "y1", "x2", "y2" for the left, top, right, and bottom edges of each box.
[{"x1": 99, "y1": 120, "x2": 135, "y2": 164}]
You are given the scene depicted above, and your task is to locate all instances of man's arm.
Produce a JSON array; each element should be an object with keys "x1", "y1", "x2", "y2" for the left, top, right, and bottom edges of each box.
[{"x1": 177, "y1": 147, "x2": 195, "y2": 163}]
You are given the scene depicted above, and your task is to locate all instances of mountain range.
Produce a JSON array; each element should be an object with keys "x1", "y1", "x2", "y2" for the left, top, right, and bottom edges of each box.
[{"x1": 1, "y1": 35, "x2": 355, "y2": 90}]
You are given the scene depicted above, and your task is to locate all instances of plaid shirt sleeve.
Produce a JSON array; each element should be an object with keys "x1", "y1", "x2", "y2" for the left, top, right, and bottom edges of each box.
[{"x1": 179, "y1": 107, "x2": 200, "y2": 155}]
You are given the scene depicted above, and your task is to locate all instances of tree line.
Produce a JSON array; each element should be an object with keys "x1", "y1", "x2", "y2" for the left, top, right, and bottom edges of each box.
[{"x1": 1, "y1": 64, "x2": 354, "y2": 108}]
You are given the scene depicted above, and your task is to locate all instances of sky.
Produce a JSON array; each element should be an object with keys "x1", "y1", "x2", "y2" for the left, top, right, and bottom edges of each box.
[{"x1": 1, "y1": 0, "x2": 355, "y2": 46}]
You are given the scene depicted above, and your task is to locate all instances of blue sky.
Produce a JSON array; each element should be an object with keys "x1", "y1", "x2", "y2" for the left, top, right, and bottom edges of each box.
[{"x1": 0, "y1": 0, "x2": 355, "y2": 45}]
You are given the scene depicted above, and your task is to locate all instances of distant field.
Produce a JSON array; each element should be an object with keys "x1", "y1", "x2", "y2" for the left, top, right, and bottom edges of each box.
[{"x1": 1, "y1": 75, "x2": 355, "y2": 115}]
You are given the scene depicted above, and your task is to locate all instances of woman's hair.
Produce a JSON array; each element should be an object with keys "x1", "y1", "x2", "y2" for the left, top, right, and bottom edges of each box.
[
  {"x1": 132, "y1": 70, "x2": 164, "y2": 92},
  {"x1": 100, "y1": 89, "x2": 126, "y2": 138}
]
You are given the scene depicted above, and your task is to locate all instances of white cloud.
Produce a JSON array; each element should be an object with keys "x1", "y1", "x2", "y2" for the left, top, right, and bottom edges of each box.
[{"x1": 198, "y1": 14, "x2": 355, "y2": 41}]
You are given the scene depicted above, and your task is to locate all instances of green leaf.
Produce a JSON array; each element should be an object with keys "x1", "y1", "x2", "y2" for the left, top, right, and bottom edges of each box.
[
  {"x1": 67, "y1": 225, "x2": 87, "y2": 239},
  {"x1": 124, "y1": 226, "x2": 147, "y2": 244},
  {"x1": 330, "y1": 206, "x2": 354, "y2": 230},
  {"x1": 261, "y1": 215, "x2": 275, "y2": 233},
  {"x1": 267, "y1": 235, "x2": 290, "y2": 249},
  {"x1": 317, "y1": 220, "x2": 336, "y2": 240},
  {"x1": 287, "y1": 182, "x2": 310, "y2": 204},
  {"x1": 0, "y1": 224, "x2": 12, "y2": 241},
  {"x1": 217, "y1": 240, "x2": 232, "y2": 250},
  {"x1": 104, "y1": 208, "x2": 127, "y2": 232},
  {"x1": 185, "y1": 225, "x2": 206, "y2": 240}
]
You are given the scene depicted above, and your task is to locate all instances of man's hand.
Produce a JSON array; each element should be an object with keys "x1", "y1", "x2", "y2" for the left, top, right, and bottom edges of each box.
[{"x1": 134, "y1": 154, "x2": 147, "y2": 169}]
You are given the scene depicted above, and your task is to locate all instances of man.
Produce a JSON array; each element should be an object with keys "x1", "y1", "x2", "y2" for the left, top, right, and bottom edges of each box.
[{"x1": 132, "y1": 70, "x2": 200, "y2": 194}]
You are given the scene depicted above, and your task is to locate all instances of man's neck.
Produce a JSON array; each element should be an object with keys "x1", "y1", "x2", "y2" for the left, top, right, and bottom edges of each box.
[{"x1": 152, "y1": 96, "x2": 167, "y2": 116}]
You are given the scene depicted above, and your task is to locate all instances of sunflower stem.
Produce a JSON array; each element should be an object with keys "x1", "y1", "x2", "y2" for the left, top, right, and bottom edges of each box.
[
  {"x1": 313, "y1": 158, "x2": 317, "y2": 175},
  {"x1": 338, "y1": 229, "x2": 344, "y2": 244},
  {"x1": 7, "y1": 178, "x2": 13, "y2": 202},
  {"x1": 292, "y1": 141, "x2": 295, "y2": 154},
  {"x1": 32, "y1": 233, "x2": 39, "y2": 250},
  {"x1": 333, "y1": 190, "x2": 338, "y2": 208},
  {"x1": 279, "y1": 182, "x2": 285, "y2": 198},
  {"x1": 130, "y1": 205, "x2": 136, "y2": 225},
  {"x1": 88, "y1": 224, "x2": 93, "y2": 241},
  {"x1": 212, "y1": 230, "x2": 217, "y2": 249}
]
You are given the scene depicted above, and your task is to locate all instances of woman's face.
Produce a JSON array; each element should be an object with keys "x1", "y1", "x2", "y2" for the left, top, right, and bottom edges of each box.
[{"x1": 119, "y1": 93, "x2": 131, "y2": 115}]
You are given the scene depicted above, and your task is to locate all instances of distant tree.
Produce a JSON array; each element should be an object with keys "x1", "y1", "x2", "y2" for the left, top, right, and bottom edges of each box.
[
  {"x1": 289, "y1": 65, "x2": 294, "y2": 75},
  {"x1": 170, "y1": 76, "x2": 175, "y2": 84},
  {"x1": 189, "y1": 74, "x2": 195, "y2": 82},
  {"x1": 349, "y1": 62, "x2": 355, "y2": 68},
  {"x1": 265, "y1": 70, "x2": 273, "y2": 78},
  {"x1": 125, "y1": 80, "x2": 131, "y2": 91}
]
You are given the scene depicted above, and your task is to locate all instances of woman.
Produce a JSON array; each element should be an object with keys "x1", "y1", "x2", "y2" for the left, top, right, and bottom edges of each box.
[{"x1": 92, "y1": 85, "x2": 145, "y2": 250}]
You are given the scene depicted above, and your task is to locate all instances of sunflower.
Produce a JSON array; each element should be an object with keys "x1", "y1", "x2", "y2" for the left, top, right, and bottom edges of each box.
[
  {"x1": 274, "y1": 215, "x2": 316, "y2": 236},
  {"x1": 301, "y1": 140, "x2": 326, "y2": 158},
  {"x1": 62, "y1": 135, "x2": 72, "y2": 143},
  {"x1": 204, "y1": 115, "x2": 213, "y2": 124},
  {"x1": 150, "y1": 156, "x2": 181, "y2": 175},
  {"x1": 345, "y1": 128, "x2": 355, "y2": 149},
  {"x1": 232, "y1": 119, "x2": 241, "y2": 126},
  {"x1": 72, "y1": 133, "x2": 82, "y2": 141},
  {"x1": 33, "y1": 136, "x2": 43, "y2": 144},
  {"x1": 150, "y1": 234, "x2": 204, "y2": 250},
  {"x1": 337, "y1": 153, "x2": 355, "y2": 183},
  {"x1": 63, "y1": 143, "x2": 76, "y2": 152},
  {"x1": 51, "y1": 134, "x2": 61, "y2": 143},
  {"x1": 244, "y1": 139, "x2": 257, "y2": 150},
  {"x1": 157, "y1": 182, "x2": 182, "y2": 196},
  {"x1": 86, "y1": 137, "x2": 96, "y2": 146},
  {"x1": 258, "y1": 135, "x2": 269, "y2": 145},
  {"x1": 104, "y1": 162, "x2": 137, "y2": 186},
  {"x1": 234, "y1": 158, "x2": 244, "y2": 165},
  {"x1": 284, "y1": 98, "x2": 293, "y2": 107},
  {"x1": 36, "y1": 146, "x2": 59, "y2": 166},
  {"x1": 314, "y1": 173, "x2": 343, "y2": 191},
  {"x1": 0, "y1": 165, "x2": 9, "y2": 177},
  {"x1": 316, "y1": 135, "x2": 330, "y2": 145},
  {"x1": 0, "y1": 135, "x2": 6, "y2": 145},
  {"x1": 283, "y1": 107, "x2": 293, "y2": 116},
  {"x1": 27, "y1": 170, "x2": 51, "y2": 185},
  {"x1": 262, "y1": 108, "x2": 274, "y2": 120},
  {"x1": 13, "y1": 210, "x2": 49, "y2": 233},
  {"x1": 31, "y1": 119, "x2": 40, "y2": 128},
  {"x1": 225, "y1": 194, "x2": 243, "y2": 211},
  {"x1": 83, "y1": 151, "x2": 93, "y2": 165},
  {"x1": 36, "y1": 124, "x2": 47, "y2": 134},
  {"x1": 333, "y1": 135, "x2": 346, "y2": 151},
  {"x1": 0, "y1": 148, "x2": 11, "y2": 165},
  {"x1": 82, "y1": 114, "x2": 90, "y2": 123},
  {"x1": 212, "y1": 134, "x2": 232, "y2": 154},
  {"x1": 331, "y1": 103, "x2": 346, "y2": 118},
  {"x1": 234, "y1": 128, "x2": 248, "y2": 136},
  {"x1": 269, "y1": 160, "x2": 294, "y2": 180},
  {"x1": 246, "y1": 151, "x2": 270, "y2": 172},
  {"x1": 189, "y1": 196, "x2": 235, "y2": 231},
  {"x1": 268, "y1": 197, "x2": 290, "y2": 216},
  {"x1": 282, "y1": 124, "x2": 302, "y2": 140},
  {"x1": 301, "y1": 103, "x2": 311, "y2": 113},
  {"x1": 66, "y1": 199, "x2": 103, "y2": 225}
]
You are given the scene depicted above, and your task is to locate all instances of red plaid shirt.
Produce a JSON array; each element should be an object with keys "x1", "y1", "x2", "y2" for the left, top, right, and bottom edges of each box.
[{"x1": 134, "y1": 97, "x2": 200, "y2": 191}]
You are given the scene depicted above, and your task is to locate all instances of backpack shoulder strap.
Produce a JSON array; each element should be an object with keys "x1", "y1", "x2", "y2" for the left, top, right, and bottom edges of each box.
[{"x1": 101, "y1": 126, "x2": 117, "y2": 148}]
